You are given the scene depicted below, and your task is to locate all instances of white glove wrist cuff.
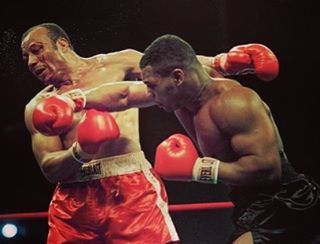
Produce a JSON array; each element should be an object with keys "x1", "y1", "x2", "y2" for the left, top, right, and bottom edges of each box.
[
  {"x1": 212, "y1": 53, "x2": 227, "y2": 75},
  {"x1": 70, "y1": 142, "x2": 93, "y2": 164},
  {"x1": 64, "y1": 89, "x2": 86, "y2": 112},
  {"x1": 192, "y1": 157, "x2": 220, "y2": 184}
]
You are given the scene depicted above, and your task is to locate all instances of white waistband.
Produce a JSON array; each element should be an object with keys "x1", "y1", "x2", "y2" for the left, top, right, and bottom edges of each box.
[{"x1": 63, "y1": 151, "x2": 152, "y2": 183}]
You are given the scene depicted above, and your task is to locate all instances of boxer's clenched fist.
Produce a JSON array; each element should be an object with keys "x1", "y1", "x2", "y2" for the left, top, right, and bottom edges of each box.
[
  {"x1": 32, "y1": 89, "x2": 86, "y2": 136},
  {"x1": 71, "y1": 109, "x2": 120, "y2": 163},
  {"x1": 155, "y1": 134, "x2": 220, "y2": 184},
  {"x1": 212, "y1": 43, "x2": 279, "y2": 81}
]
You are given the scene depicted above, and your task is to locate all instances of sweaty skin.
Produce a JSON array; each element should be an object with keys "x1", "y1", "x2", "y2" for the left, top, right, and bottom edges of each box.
[
  {"x1": 141, "y1": 65, "x2": 283, "y2": 187},
  {"x1": 22, "y1": 27, "x2": 218, "y2": 183},
  {"x1": 133, "y1": 35, "x2": 318, "y2": 243},
  {"x1": 22, "y1": 27, "x2": 144, "y2": 182}
]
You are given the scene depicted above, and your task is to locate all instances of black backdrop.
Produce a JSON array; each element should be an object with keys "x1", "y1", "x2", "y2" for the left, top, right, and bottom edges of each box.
[{"x1": 0, "y1": 0, "x2": 319, "y2": 243}]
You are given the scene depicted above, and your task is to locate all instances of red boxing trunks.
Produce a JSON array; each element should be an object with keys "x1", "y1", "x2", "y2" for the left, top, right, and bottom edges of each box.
[{"x1": 47, "y1": 151, "x2": 179, "y2": 243}]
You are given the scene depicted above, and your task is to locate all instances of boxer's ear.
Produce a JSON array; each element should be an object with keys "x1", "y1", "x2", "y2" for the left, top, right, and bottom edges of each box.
[
  {"x1": 171, "y1": 68, "x2": 184, "y2": 87},
  {"x1": 56, "y1": 37, "x2": 70, "y2": 52}
]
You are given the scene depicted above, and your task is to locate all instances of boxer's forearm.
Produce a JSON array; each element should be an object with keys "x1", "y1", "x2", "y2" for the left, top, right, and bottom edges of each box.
[
  {"x1": 217, "y1": 155, "x2": 281, "y2": 186},
  {"x1": 84, "y1": 81, "x2": 155, "y2": 111},
  {"x1": 27, "y1": 113, "x2": 82, "y2": 184},
  {"x1": 35, "y1": 146, "x2": 83, "y2": 184},
  {"x1": 197, "y1": 55, "x2": 214, "y2": 67},
  {"x1": 197, "y1": 55, "x2": 224, "y2": 78}
]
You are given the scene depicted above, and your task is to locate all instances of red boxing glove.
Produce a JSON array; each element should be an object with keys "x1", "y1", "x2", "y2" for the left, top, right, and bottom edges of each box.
[
  {"x1": 155, "y1": 134, "x2": 199, "y2": 181},
  {"x1": 76, "y1": 109, "x2": 120, "y2": 155},
  {"x1": 212, "y1": 43, "x2": 279, "y2": 81},
  {"x1": 32, "y1": 95, "x2": 75, "y2": 136},
  {"x1": 32, "y1": 89, "x2": 86, "y2": 136},
  {"x1": 155, "y1": 134, "x2": 220, "y2": 183}
]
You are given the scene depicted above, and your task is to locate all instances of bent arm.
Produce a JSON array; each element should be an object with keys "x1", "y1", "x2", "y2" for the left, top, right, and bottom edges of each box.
[
  {"x1": 212, "y1": 88, "x2": 282, "y2": 186},
  {"x1": 31, "y1": 133, "x2": 82, "y2": 183},
  {"x1": 25, "y1": 103, "x2": 82, "y2": 183}
]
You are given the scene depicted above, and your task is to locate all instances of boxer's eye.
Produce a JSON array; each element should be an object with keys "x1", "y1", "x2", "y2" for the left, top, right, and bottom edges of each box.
[
  {"x1": 31, "y1": 47, "x2": 41, "y2": 55},
  {"x1": 28, "y1": 43, "x2": 43, "y2": 55}
]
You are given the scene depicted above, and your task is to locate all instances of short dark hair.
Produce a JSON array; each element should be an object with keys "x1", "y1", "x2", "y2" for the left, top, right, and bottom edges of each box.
[
  {"x1": 140, "y1": 34, "x2": 201, "y2": 76},
  {"x1": 22, "y1": 23, "x2": 74, "y2": 50}
]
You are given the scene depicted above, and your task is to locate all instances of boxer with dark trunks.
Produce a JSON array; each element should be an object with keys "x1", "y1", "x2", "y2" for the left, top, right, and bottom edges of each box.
[{"x1": 140, "y1": 35, "x2": 320, "y2": 243}]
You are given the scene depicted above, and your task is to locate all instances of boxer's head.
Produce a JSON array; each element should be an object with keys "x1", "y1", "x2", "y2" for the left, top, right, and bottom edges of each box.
[
  {"x1": 21, "y1": 23, "x2": 74, "y2": 87},
  {"x1": 140, "y1": 34, "x2": 202, "y2": 112}
]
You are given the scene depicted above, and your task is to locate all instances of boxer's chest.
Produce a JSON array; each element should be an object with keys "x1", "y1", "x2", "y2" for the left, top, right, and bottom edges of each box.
[{"x1": 193, "y1": 105, "x2": 236, "y2": 161}]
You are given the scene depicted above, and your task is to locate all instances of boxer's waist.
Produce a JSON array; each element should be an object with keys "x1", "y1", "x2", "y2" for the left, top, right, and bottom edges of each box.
[{"x1": 62, "y1": 151, "x2": 152, "y2": 183}]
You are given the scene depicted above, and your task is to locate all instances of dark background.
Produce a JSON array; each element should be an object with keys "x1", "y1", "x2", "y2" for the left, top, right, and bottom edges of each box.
[{"x1": 0, "y1": 0, "x2": 319, "y2": 243}]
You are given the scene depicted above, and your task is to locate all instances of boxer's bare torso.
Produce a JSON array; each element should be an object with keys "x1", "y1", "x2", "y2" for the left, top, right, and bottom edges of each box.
[
  {"x1": 175, "y1": 78, "x2": 284, "y2": 183},
  {"x1": 26, "y1": 53, "x2": 143, "y2": 159},
  {"x1": 22, "y1": 29, "x2": 144, "y2": 182}
]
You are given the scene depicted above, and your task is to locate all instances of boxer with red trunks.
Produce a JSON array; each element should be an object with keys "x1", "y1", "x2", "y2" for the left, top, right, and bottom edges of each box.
[
  {"x1": 21, "y1": 22, "x2": 248, "y2": 243},
  {"x1": 22, "y1": 23, "x2": 179, "y2": 243}
]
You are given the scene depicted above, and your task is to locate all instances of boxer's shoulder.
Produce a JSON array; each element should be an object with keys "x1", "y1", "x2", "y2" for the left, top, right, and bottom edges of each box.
[
  {"x1": 93, "y1": 49, "x2": 142, "y2": 65},
  {"x1": 26, "y1": 85, "x2": 56, "y2": 108}
]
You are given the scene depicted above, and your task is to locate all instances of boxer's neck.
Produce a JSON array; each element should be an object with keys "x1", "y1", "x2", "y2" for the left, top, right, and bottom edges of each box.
[
  {"x1": 183, "y1": 71, "x2": 212, "y2": 114},
  {"x1": 60, "y1": 56, "x2": 97, "y2": 87}
]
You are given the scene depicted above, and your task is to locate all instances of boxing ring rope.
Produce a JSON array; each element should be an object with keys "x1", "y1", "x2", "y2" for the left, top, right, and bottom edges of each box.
[
  {"x1": 0, "y1": 202, "x2": 234, "y2": 220},
  {"x1": 168, "y1": 201, "x2": 234, "y2": 212}
]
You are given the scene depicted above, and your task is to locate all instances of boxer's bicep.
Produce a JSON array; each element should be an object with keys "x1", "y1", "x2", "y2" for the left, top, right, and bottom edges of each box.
[
  {"x1": 25, "y1": 98, "x2": 64, "y2": 168},
  {"x1": 229, "y1": 117, "x2": 279, "y2": 176},
  {"x1": 213, "y1": 88, "x2": 281, "y2": 185},
  {"x1": 24, "y1": 102, "x2": 36, "y2": 133},
  {"x1": 31, "y1": 133, "x2": 63, "y2": 166}
]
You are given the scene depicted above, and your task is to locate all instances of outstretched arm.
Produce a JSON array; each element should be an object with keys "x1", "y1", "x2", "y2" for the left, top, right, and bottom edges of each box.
[
  {"x1": 80, "y1": 43, "x2": 279, "y2": 113},
  {"x1": 30, "y1": 81, "x2": 154, "y2": 136},
  {"x1": 83, "y1": 81, "x2": 155, "y2": 111},
  {"x1": 197, "y1": 43, "x2": 279, "y2": 81}
]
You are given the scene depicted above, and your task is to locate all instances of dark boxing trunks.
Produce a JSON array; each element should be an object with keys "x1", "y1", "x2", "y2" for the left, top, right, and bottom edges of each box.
[{"x1": 228, "y1": 153, "x2": 320, "y2": 243}]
